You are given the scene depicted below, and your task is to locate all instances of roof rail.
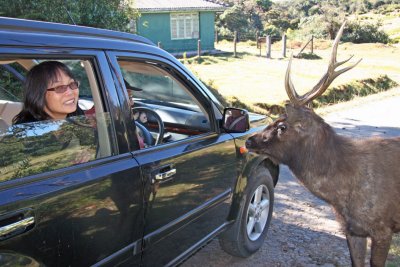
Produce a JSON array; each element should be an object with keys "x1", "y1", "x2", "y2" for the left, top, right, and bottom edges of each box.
[{"x1": 0, "y1": 16, "x2": 154, "y2": 46}]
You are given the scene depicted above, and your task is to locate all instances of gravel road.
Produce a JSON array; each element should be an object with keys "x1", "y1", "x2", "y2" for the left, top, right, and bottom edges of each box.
[{"x1": 182, "y1": 88, "x2": 400, "y2": 267}]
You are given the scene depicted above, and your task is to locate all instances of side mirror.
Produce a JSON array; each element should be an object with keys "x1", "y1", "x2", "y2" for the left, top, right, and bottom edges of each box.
[{"x1": 222, "y1": 108, "x2": 250, "y2": 133}]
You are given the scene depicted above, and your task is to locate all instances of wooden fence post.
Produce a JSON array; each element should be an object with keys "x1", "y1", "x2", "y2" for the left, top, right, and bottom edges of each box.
[
  {"x1": 266, "y1": 35, "x2": 271, "y2": 58},
  {"x1": 234, "y1": 31, "x2": 237, "y2": 58},
  {"x1": 311, "y1": 35, "x2": 314, "y2": 54},
  {"x1": 282, "y1": 34, "x2": 287, "y2": 58},
  {"x1": 215, "y1": 31, "x2": 218, "y2": 44},
  {"x1": 256, "y1": 31, "x2": 261, "y2": 56},
  {"x1": 296, "y1": 36, "x2": 313, "y2": 57},
  {"x1": 197, "y1": 39, "x2": 201, "y2": 57}
]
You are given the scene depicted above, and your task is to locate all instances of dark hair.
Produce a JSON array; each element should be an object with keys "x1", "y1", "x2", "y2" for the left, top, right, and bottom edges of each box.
[{"x1": 13, "y1": 61, "x2": 77, "y2": 124}]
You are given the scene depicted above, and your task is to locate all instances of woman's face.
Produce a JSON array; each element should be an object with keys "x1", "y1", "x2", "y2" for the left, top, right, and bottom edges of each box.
[{"x1": 44, "y1": 70, "x2": 79, "y2": 120}]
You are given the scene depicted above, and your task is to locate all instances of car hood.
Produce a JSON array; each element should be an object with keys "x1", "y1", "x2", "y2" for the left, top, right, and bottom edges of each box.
[{"x1": 248, "y1": 112, "x2": 272, "y2": 129}]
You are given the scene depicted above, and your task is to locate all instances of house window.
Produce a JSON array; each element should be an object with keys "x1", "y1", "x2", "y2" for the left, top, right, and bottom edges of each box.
[{"x1": 170, "y1": 13, "x2": 199, "y2": 40}]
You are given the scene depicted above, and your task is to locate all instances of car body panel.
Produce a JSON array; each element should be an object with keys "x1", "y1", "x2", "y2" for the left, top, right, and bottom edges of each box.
[
  {"x1": 137, "y1": 134, "x2": 237, "y2": 266},
  {"x1": 0, "y1": 155, "x2": 144, "y2": 266}
]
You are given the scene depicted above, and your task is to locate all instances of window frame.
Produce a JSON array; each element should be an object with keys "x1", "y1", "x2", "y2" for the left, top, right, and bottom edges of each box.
[
  {"x1": 170, "y1": 12, "x2": 200, "y2": 40},
  {"x1": 106, "y1": 51, "x2": 219, "y2": 152}
]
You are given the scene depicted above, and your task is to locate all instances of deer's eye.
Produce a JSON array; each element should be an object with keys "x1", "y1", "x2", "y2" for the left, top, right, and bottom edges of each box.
[{"x1": 277, "y1": 122, "x2": 287, "y2": 132}]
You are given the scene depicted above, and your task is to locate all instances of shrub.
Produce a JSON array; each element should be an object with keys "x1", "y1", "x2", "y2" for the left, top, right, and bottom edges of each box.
[
  {"x1": 259, "y1": 75, "x2": 397, "y2": 115},
  {"x1": 375, "y1": 3, "x2": 400, "y2": 14},
  {"x1": 295, "y1": 52, "x2": 322, "y2": 60},
  {"x1": 312, "y1": 75, "x2": 398, "y2": 108},
  {"x1": 263, "y1": 24, "x2": 282, "y2": 40},
  {"x1": 342, "y1": 21, "x2": 390, "y2": 44}
]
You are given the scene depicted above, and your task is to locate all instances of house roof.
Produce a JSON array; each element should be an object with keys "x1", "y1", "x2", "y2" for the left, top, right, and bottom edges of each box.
[{"x1": 135, "y1": 0, "x2": 227, "y2": 13}]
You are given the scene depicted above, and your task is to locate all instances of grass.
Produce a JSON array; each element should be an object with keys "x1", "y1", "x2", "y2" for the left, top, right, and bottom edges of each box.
[{"x1": 183, "y1": 40, "x2": 400, "y2": 116}]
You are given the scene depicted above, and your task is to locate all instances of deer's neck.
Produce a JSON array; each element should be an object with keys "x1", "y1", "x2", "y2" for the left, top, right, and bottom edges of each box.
[{"x1": 287, "y1": 125, "x2": 357, "y2": 204}]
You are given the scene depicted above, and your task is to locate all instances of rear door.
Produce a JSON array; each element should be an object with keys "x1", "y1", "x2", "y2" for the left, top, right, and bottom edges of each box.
[
  {"x1": 0, "y1": 49, "x2": 143, "y2": 266},
  {"x1": 108, "y1": 52, "x2": 240, "y2": 266}
]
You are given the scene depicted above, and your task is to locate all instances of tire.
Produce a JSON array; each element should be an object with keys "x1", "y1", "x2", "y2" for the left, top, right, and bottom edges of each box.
[{"x1": 219, "y1": 166, "x2": 274, "y2": 257}]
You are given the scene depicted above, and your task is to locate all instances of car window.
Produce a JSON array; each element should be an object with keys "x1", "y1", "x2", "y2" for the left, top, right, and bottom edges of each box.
[
  {"x1": 0, "y1": 58, "x2": 114, "y2": 182},
  {"x1": 117, "y1": 59, "x2": 211, "y2": 148}
]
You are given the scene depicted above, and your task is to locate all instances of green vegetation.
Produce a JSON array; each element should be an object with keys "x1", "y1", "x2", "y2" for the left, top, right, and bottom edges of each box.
[
  {"x1": 217, "y1": 0, "x2": 400, "y2": 44},
  {"x1": 342, "y1": 20, "x2": 391, "y2": 43},
  {"x1": 0, "y1": 0, "x2": 138, "y2": 31},
  {"x1": 295, "y1": 52, "x2": 322, "y2": 60},
  {"x1": 312, "y1": 75, "x2": 398, "y2": 108}
]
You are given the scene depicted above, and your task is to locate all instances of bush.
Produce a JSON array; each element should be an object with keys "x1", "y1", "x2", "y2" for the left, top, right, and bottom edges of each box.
[
  {"x1": 295, "y1": 52, "x2": 322, "y2": 60},
  {"x1": 374, "y1": 3, "x2": 400, "y2": 14},
  {"x1": 342, "y1": 21, "x2": 390, "y2": 44},
  {"x1": 263, "y1": 24, "x2": 282, "y2": 40},
  {"x1": 258, "y1": 75, "x2": 397, "y2": 115},
  {"x1": 312, "y1": 75, "x2": 398, "y2": 108}
]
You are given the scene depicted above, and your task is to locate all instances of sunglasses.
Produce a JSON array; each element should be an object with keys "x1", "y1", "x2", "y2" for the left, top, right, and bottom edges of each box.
[{"x1": 47, "y1": 81, "x2": 79, "y2": 94}]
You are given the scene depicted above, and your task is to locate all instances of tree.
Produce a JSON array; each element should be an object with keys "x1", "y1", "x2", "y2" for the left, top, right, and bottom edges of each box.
[
  {"x1": 295, "y1": 0, "x2": 346, "y2": 39},
  {"x1": 290, "y1": 0, "x2": 319, "y2": 17},
  {"x1": 0, "y1": 0, "x2": 139, "y2": 32},
  {"x1": 319, "y1": 1, "x2": 346, "y2": 39},
  {"x1": 217, "y1": 0, "x2": 272, "y2": 37},
  {"x1": 264, "y1": 8, "x2": 297, "y2": 33},
  {"x1": 218, "y1": 4, "x2": 252, "y2": 37},
  {"x1": 255, "y1": 0, "x2": 273, "y2": 11}
]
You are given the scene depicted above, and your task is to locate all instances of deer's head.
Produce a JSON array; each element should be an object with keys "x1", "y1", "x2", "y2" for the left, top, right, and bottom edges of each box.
[{"x1": 246, "y1": 22, "x2": 361, "y2": 165}]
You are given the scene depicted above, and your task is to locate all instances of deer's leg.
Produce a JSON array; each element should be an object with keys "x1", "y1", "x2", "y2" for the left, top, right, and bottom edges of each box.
[
  {"x1": 370, "y1": 233, "x2": 392, "y2": 267},
  {"x1": 346, "y1": 234, "x2": 367, "y2": 267}
]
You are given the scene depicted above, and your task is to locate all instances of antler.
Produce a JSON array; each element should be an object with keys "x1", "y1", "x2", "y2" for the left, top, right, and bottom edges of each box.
[{"x1": 285, "y1": 21, "x2": 362, "y2": 107}]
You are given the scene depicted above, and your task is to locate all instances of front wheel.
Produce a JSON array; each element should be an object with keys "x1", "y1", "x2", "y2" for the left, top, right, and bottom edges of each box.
[{"x1": 219, "y1": 166, "x2": 274, "y2": 257}]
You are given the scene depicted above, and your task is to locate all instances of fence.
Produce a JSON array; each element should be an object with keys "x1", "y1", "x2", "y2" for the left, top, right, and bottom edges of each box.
[
  {"x1": 216, "y1": 31, "x2": 316, "y2": 59},
  {"x1": 156, "y1": 32, "x2": 315, "y2": 59}
]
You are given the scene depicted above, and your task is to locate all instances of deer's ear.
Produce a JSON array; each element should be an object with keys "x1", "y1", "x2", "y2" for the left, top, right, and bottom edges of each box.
[
  {"x1": 285, "y1": 103, "x2": 295, "y2": 115},
  {"x1": 285, "y1": 104, "x2": 302, "y2": 120}
]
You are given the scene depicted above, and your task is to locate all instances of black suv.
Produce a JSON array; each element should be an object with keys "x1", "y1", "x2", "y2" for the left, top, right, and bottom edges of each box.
[{"x1": 0, "y1": 17, "x2": 279, "y2": 266}]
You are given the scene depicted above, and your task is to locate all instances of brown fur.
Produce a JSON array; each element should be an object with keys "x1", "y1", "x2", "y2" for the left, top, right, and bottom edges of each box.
[{"x1": 246, "y1": 104, "x2": 400, "y2": 267}]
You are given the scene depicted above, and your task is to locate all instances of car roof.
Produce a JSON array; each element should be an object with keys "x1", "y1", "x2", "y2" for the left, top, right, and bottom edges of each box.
[
  {"x1": 0, "y1": 16, "x2": 183, "y2": 61},
  {"x1": 0, "y1": 16, "x2": 154, "y2": 46}
]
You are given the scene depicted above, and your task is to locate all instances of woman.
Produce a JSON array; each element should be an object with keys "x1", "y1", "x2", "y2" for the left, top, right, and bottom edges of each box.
[
  {"x1": 12, "y1": 60, "x2": 95, "y2": 164},
  {"x1": 13, "y1": 61, "x2": 81, "y2": 124}
]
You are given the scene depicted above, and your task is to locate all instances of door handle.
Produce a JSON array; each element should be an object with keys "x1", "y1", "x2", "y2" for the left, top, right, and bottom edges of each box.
[
  {"x1": 0, "y1": 216, "x2": 35, "y2": 241},
  {"x1": 155, "y1": 168, "x2": 176, "y2": 181}
]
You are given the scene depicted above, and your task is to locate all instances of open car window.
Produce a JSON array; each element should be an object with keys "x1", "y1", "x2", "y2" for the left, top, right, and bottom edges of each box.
[
  {"x1": 117, "y1": 59, "x2": 211, "y2": 148},
  {"x1": 0, "y1": 58, "x2": 114, "y2": 182}
]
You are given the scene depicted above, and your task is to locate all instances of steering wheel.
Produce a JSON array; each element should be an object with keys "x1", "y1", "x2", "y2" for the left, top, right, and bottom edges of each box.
[{"x1": 132, "y1": 107, "x2": 164, "y2": 146}]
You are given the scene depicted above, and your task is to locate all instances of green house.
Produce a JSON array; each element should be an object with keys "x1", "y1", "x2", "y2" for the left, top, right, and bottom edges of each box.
[{"x1": 135, "y1": 0, "x2": 226, "y2": 54}]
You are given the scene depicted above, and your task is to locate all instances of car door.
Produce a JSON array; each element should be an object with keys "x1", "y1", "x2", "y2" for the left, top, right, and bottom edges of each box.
[
  {"x1": 108, "y1": 52, "x2": 240, "y2": 266},
  {"x1": 0, "y1": 49, "x2": 143, "y2": 266}
]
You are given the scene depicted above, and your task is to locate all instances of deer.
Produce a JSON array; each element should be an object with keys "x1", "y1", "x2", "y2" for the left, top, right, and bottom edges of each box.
[{"x1": 245, "y1": 22, "x2": 400, "y2": 267}]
